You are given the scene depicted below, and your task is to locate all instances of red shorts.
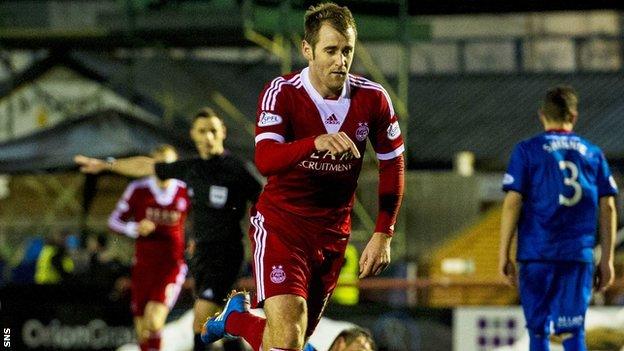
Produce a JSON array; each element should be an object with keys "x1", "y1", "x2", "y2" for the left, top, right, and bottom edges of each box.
[
  {"x1": 249, "y1": 205, "x2": 348, "y2": 335},
  {"x1": 131, "y1": 260, "x2": 187, "y2": 316}
]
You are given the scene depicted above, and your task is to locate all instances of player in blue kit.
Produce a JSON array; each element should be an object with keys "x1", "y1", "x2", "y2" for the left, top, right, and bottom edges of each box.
[{"x1": 498, "y1": 85, "x2": 618, "y2": 351}]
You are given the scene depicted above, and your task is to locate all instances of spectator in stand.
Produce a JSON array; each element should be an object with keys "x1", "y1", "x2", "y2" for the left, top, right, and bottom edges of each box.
[{"x1": 34, "y1": 229, "x2": 74, "y2": 284}]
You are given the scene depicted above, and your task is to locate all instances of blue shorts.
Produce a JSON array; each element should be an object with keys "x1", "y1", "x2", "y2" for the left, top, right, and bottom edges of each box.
[{"x1": 518, "y1": 261, "x2": 593, "y2": 334}]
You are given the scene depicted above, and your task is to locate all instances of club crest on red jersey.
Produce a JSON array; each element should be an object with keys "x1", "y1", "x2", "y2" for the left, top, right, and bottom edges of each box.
[
  {"x1": 270, "y1": 265, "x2": 286, "y2": 284},
  {"x1": 355, "y1": 122, "x2": 369, "y2": 141}
]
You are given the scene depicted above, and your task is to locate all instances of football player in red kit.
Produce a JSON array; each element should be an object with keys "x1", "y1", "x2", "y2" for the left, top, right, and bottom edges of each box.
[
  {"x1": 202, "y1": 3, "x2": 405, "y2": 351},
  {"x1": 109, "y1": 144, "x2": 189, "y2": 351}
]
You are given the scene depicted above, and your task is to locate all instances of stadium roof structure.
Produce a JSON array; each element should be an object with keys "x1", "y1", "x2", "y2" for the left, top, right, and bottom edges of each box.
[
  {"x1": 296, "y1": 0, "x2": 624, "y2": 15},
  {"x1": 0, "y1": 51, "x2": 171, "y2": 122},
  {"x1": 2, "y1": 0, "x2": 623, "y2": 49},
  {"x1": 0, "y1": 51, "x2": 197, "y2": 174},
  {"x1": 0, "y1": 108, "x2": 195, "y2": 174},
  {"x1": 0, "y1": 49, "x2": 268, "y2": 170}
]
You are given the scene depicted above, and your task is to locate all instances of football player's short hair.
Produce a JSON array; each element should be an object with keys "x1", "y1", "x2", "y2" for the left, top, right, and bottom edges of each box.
[
  {"x1": 329, "y1": 327, "x2": 376, "y2": 350},
  {"x1": 542, "y1": 85, "x2": 578, "y2": 123},
  {"x1": 193, "y1": 107, "x2": 224, "y2": 126},
  {"x1": 304, "y1": 2, "x2": 357, "y2": 50}
]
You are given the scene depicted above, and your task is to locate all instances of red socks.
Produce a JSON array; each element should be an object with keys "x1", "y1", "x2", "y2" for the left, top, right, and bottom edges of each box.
[
  {"x1": 139, "y1": 331, "x2": 161, "y2": 351},
  {"x1": 225, "y1": 311, "x2": 266, "y2": 351},
  {"x1": 224, "y1": 312, "x2": 303, "y2": 351}
]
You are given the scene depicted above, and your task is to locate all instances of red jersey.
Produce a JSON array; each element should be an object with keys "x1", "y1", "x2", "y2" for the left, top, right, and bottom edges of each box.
[
  {"x1": 108, "y1": 177, "x2": 189, "y2": 266},
  {"x1": 255, "y1": 68, "x2": 404, "y2": 235}
]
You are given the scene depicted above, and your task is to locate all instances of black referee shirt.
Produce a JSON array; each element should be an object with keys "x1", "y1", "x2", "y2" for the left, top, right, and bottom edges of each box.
[{"x1": 155, "y1": 153, "x2": 262, "y2": 243}]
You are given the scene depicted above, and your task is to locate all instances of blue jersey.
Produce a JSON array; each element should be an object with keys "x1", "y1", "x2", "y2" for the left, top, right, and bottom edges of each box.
[{"x1": 503, "y1": 130, "x2": 618, "y2": 262}]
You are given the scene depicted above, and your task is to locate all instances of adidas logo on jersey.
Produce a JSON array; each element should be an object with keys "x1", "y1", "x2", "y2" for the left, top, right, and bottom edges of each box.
[{"x1": 324, "y1": 114, "x2": 340, "y2": 125}]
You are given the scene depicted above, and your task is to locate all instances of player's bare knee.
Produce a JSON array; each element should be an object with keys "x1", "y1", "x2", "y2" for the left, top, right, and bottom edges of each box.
[
  {"x1": 265, "y1": 296, "x2": 307, "y2": 325},
  {"x1": 144, "y1": 316, "x2": 165, "y2": 333},
  {"x1": 267, "y1": 317, "x2": 305, "y2": 335},
  {"x1": 144, "y1": 302, "x2": 168, "y2": 332},
  {"x1": 265, "y1": 325, "x2": 305, "y2": 349},
  {"x1": 144, "y1": 319, "x2": 155, "y2": 333},
  {"x1": 264, "y1": 295, "x2": 307, "y2": 346}
]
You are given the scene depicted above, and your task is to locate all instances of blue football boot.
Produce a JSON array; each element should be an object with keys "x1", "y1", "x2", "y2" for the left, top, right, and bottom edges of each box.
[{"x1": 201, "y1": 291, "x2": 250, "y2": 344}]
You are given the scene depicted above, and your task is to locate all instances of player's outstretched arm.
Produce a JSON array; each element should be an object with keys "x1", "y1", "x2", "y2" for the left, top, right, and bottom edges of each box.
[
  {"x1": 74, "y1": 154, "x2": 155, "y2": 178},
  {"x1": 499, "y1": 191, "x2": 522, "y2": 287},
  {"x1": 359, "y1": 232, "x2": 391, "y2": 278},
  {"x1": 596, "y1": 196, "x2": 617, "y2": 292}
]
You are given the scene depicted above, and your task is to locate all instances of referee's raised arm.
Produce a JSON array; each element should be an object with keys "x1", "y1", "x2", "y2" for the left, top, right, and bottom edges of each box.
[{"x1": 74, "y1": 154, "x2": 155, "y2": 178}]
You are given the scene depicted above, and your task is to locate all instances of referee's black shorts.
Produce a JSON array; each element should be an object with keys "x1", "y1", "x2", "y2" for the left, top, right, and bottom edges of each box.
[{"x1": 189, "y1": 240, "x2": 244, "y2": 304}]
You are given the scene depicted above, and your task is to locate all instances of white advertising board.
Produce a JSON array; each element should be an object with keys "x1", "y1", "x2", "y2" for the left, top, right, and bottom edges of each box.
[{"x1": 454, "y1": 306, "x2": 624, "y2": 351}]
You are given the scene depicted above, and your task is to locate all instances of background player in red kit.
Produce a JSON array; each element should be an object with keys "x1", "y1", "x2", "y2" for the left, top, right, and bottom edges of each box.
[
  {"x1": 108, "y1": 144, "x2": 189, "y2": 351},
  {"x1": 202, "y1": 3, "x2": 405, "y2": 351},
  {"x1": 77, "y1": 109, "x2": 262, "y2": 351}
]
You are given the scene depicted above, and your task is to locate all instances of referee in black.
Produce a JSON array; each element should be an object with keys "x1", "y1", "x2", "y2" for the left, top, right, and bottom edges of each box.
[{"x1": 75, "y1": 108, "x2": 262, "y2": 351}]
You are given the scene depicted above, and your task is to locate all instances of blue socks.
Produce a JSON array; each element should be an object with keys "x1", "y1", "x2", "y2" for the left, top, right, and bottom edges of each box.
[
  {"x1": 528, "y1": 329, "x2": 586, "y2": 351},
  {"x1": 561, "y1": 330, "x2": 586, "y2": 351},
  {"x1": 528, "y1": 330, "x2": 550, "y2": 351}
]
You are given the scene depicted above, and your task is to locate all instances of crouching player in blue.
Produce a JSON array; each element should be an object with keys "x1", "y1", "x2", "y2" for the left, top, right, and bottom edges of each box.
[{"x1": 498, "y1": 85, "x2": 618, "y2": 351}]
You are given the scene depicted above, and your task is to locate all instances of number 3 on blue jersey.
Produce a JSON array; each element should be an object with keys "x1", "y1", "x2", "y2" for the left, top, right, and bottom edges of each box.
[{"x1": 559, "y1": 160, "x2": 582, "y2": 206}]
